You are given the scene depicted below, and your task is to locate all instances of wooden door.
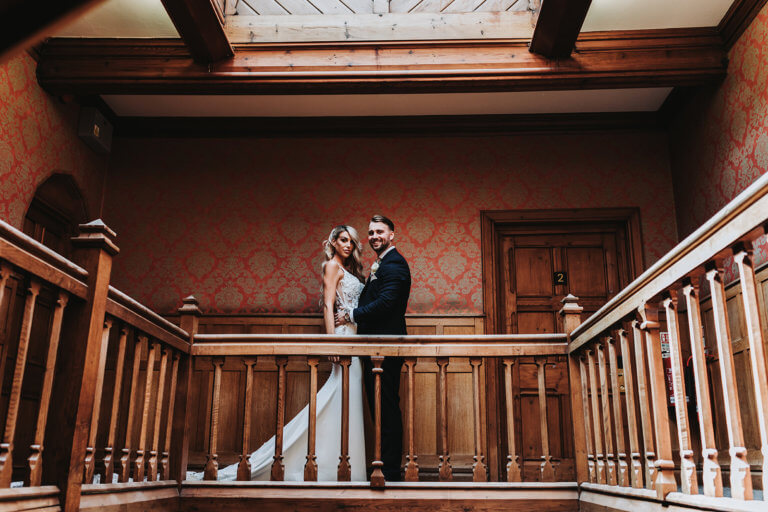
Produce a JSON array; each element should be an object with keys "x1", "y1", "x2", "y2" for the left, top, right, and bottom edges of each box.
[{"x1": 493, "y1": 223, "x2": 635, "y2": 481}]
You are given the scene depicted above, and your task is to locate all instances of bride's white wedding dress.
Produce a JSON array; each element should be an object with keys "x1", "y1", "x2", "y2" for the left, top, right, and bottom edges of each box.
[{"x1": 187, "y1": 267, "x2": 366, "y2": 481}]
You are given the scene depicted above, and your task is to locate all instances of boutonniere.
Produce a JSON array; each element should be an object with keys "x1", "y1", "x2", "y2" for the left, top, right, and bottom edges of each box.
[{"x1": 370, "y1": 259, "x2": 381, "y2": 278}]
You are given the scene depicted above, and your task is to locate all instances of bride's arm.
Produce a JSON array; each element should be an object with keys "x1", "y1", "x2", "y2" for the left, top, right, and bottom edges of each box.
[{"x1": 322, "y1": 261, "x2": 343, "y2": 335}]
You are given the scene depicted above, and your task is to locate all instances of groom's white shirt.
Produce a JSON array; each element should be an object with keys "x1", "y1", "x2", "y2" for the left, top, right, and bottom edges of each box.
[{"x1": 349, "y1": 245, "x2": 395, "y2": 323}]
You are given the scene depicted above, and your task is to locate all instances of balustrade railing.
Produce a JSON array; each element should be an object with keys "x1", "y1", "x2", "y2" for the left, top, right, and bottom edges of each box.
[
  {"x1": 567, "y1": 172, "x2": 768, "y2": 504},
  {"x1": 187, "y1": 332, "x2": 571, "y2": 485},
  {"x1": 0, "y1": 218, "x2": 191, "y2": 512}
]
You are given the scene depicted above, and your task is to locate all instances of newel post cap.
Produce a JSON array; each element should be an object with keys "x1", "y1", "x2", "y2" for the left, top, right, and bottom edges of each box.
[
  {"x1": 178, "y1": 295, "x2": 202, "y2": 316},
  {"x1": 71, "y1": 219, "x2": 119, "y2": 256},
  {"x1": 558, "y1": 294, "x2": 582, "y2": 316}
]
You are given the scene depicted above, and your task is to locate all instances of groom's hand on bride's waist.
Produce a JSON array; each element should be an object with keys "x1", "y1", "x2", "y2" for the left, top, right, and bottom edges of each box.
[{"x1": 335, "y1": 310, "x2": 348, "y2": 326}]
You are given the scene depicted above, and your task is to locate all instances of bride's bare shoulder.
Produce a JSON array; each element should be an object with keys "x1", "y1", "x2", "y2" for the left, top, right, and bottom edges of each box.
[{"x1": 323, "y1": 259, "x2": 343, "y2": 276}]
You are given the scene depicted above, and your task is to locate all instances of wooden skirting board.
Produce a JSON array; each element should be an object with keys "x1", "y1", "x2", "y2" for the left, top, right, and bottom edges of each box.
[
  {"x1": 180, "y1": 481, "x2": 579, "y2": 511},
  {"x1": 579, "y1": 483, "x2": 767, "y2": 512},
  {"x1": 79, "y1": 481, "x2": 180, "y2": 512}
]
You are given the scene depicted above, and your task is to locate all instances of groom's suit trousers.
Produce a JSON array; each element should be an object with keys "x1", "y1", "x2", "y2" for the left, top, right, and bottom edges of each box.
[{"x1": 361, "y1": 355, "x2": 404, "y2": 481}]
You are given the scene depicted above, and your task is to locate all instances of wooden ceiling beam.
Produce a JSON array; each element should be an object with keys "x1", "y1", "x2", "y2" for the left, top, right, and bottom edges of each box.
[
  {"x1": 36, "y1": 28, "x2": 726, "y2": 96},
  {"x1": 160, "y1": 0, "x2": 234, "y2": 64},
  {"x1": 529, "y1": 0, "x2": 592, "y2": 59},
  {"x1": 0, "y1": 0, "x2": 106, "y2": 64}
]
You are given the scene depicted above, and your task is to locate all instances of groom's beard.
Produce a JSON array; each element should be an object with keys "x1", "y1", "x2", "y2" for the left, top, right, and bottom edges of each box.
[{"x1": 371, "y1": 239, "x2": 391, "y2": 255}]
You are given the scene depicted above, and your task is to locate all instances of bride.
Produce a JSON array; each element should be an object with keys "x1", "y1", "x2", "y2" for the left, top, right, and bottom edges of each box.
[{"x1": 188, "y1": 225, "x2": 367, "y2": 481}]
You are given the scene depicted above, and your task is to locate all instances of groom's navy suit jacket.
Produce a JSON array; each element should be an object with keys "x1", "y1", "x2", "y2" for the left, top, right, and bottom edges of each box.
[
  {"x1": 353, "y1": 247, "x2": 410, "y2": 480},
  {"x1": 353, "y1": 248, "x2": 410, "y2": 335}
]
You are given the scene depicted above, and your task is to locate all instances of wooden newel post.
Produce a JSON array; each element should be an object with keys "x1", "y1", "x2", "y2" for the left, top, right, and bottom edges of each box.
[
  {"x1": 45, "y1": 220, "x2": 118, "y2": 512},
  {"x1": 370, "y1": 356, "x2": 386, "y2": 488},
  {"x1": 171, "y1": 295, "x2": 201, "y2": 484},
  {"x1": 560, "y1": 295, "x2": 587, "y2": 483}
]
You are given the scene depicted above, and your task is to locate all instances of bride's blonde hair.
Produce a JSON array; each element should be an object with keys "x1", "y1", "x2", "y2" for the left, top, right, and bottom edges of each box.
[{"x1": 320, "y1": 226, "x2": 365, "y2": 305}]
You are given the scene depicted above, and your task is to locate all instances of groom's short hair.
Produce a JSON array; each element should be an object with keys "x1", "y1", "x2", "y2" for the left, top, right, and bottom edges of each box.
[{"x1": 370, "y1": 214, "x2": 394, "y2": 231}]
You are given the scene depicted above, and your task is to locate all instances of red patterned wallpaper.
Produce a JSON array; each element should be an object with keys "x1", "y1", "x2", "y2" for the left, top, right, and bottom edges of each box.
[
  {"x1": 670, "y1": 3, "x2": 768, "y2": 237},
  {"x1": 0, "y1": 53, "x2": 107, "y2": 227},
  {"x1": 103, "y1": 133, "x2": 678, "y2": 315}
]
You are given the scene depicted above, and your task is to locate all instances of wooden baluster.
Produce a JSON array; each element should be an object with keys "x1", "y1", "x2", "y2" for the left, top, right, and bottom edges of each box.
[
  {"x1": 578, "y1": 356, "x2": 596, "y2": 483},
  {"x1": 616, "y1": 328, "x2": 643, "y2": 489},
  {"x1": 370, "y1": 356, "x2": 386, "y2": 487},
  {"x1": 587, "y1": 348, "x2": 605, "y2": 484},
  {"x1": 682, "y1": 280, "x2": 722, "y2": 497},
  {"x1": 706, "y1": 263, "x2": 753, "y2": 500},
  {"x1": 437, "y1": 357, "x2": 453, "y2": 482},
  {"x1": 403, "y1": 358, "x2": 418, "y2": 482},
  {"x1": 535, "y1": 356, "x2": 555, "y2": 481},
  {"x1": 596, "y1": 342, "x2": 616, "y2": 485},
  {"x1": 0, "y1": 279, "x2": 40, "y2": 487},
  {"x1": 638, "y1": 303, "x2": 677, "y2": 499},
  {"x1": 204, "y1": 357, "x2": 223, "y2": 480},
  {"x1": 270, "y1": 356, "x2": 288, "y2": 481},
  {"x1": 662, "y1": 291, "x2": 698, "y2": 495},
  {"x1": 83, "y1": 318, "x2": 113, "y2": 484},
  {"x1": 161, "y1": 352, "x2": 180, "y2": 481},
  {"x1": 606, "y1": 335, "x2": 628, "y2": 487},
  {"x1": 503, "y1": 358, "x2": 521, "y2": 482},
  {"x1": 102, "y1": 325, "x2": 128, "y2": 485},
  {"x1": 134, "y1": 340, "x2": 159, "y2": 482},
  {"x1": 238, "y1": 358, "x2": 256, "y2": 481},
  {"x1": 733, "y1": 242, "x2": 768, "y2": 496},
  {"x1": 148, "y1": 347, "x2": 169, "y2": 481},
  {"x1": 631, "y1": 320, "x2": 657, "y2": 489},
  {"x1": 0, "y1": 263, "x2": 11, "y2": 367},
  {"x1": 120, "y1": 334, "x2": 146, "y2": 483},
  {"x1": 27, "y1": 290, "x2": 68, "y2": 487},
  {"x1": 469, "y1": 357, "x2": 487, "y2": 482},
  {"x1": 304, "y1": 356, "x2": 319, "y2": 481},
  {"x1": 337, "y1": 357, "x2": 352, "y2": 482}
]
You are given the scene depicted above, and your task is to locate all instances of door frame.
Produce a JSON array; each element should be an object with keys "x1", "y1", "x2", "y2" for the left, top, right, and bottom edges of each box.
[{"x1": 480, "y1": 207, "x2": 645, "y2": 336}]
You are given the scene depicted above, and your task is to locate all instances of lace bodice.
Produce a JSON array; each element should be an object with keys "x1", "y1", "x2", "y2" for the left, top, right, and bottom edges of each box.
[{"x1": 336, "y1": 267, "x2": 364, "y2": 312}]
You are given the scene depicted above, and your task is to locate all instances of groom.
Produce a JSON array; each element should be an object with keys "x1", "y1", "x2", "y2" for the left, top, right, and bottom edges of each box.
[{"x1": 336, "y1": 214, "x2": 411, "y2": 481}]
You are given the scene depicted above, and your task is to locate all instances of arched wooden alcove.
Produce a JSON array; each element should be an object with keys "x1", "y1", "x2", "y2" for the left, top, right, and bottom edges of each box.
[{"x1": 23, "y1": 173, "x2": 88, "y2": 258}]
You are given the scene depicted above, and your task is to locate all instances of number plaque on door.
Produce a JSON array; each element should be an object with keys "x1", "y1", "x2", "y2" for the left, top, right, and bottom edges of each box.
[{"x1": 553, "y1": 271, "x2": 567, "y2": 286}]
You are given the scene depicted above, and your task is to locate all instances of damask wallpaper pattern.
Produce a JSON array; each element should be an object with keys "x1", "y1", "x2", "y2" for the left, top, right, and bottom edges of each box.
[
  {"x1": 104, "y1": 133, "x2": 678, "y2": 315},
  {"x1": 0, "y1": 53, "x2": 106, "y2": 226},
  {"x1": 670, "y1": 3, "x2": 768, "y2": 237}
]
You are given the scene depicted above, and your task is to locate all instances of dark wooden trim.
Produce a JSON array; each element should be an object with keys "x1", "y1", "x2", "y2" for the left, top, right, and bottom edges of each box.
[
  {"x1": 718, "y1": 0, "x2": 768, "y2": 49},
  {"x1": 530, "y1": 0, "x2": 592, "y2": 59},
  {"x1": 160, "y1": 0, "x2": 234, "y2": 64},
  {"x1": 113, "y1": 112, "x2": 662, "y2": 138},
  {"x1": 37, "y1": 28, "x2": 726, "y2": 95},
  {"x1": 0, "y1": 0, "x2": 106, "y2": 65}
]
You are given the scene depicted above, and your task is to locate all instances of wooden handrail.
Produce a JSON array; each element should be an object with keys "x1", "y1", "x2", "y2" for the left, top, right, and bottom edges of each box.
[
  {"x1": 569, "y1": 171, "x2": 768, "y2": 353},
  {"x1": 0, "y1": 222, "x2": 88, "y2": 298},
  {"x1": 0, "y1": 218, "x2": 88, "y2": 279},
  {"x1": 107, "y1": 286, "x2": 189, "y2": 352},
  {"x1": 191, "y1": 334, "x2": 568, "y2": 357}
]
